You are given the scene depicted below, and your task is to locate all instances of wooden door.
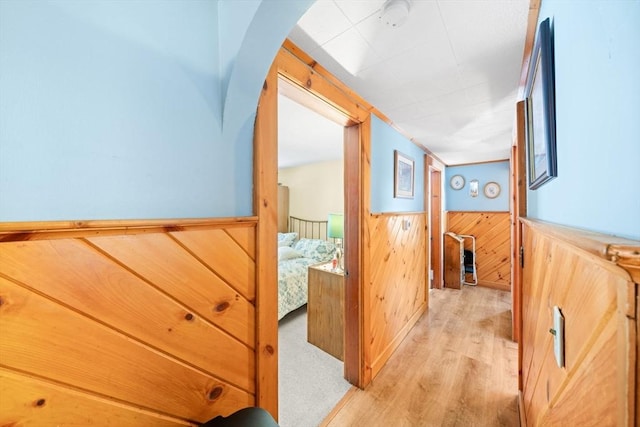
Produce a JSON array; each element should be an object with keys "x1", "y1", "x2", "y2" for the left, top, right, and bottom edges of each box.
[
  {"x1": 429, "y1": 166, "x2": 442, "y2": 288},
  {"x1": 443, "y1": 232, "x2": 463, "y2": 289}
]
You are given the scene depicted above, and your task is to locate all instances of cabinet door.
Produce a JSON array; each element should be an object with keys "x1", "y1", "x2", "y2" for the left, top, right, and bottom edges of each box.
[
  {"x1": 277, "y1": 185, "x2": 289, "y2": 232},
  {"x1": 307, "y1": 267, "x2": 344, "y2": 360},
  {"x1": 443, "y1": 233, "x2": 462, "y2": 289}
]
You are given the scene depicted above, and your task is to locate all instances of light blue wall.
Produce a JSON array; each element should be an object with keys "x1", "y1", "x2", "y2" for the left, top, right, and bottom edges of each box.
[
  {"x1": 527, "y1": 0, "x2": 640, "y2": 240},
  {"x1": 446, "y1": 161, "x2": 509, "y2": 212},
  {"x1": 370, "y1": 115, "x2": 425, "y2": 213},
  {"x1": 0, "y1": 0, "x2": 313, "y2": 221}
]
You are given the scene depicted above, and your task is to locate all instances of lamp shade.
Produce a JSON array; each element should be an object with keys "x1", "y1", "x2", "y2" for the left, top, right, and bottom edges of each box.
[{"x1": 327, "y1": 213, "x2": 344, "y2": 239}]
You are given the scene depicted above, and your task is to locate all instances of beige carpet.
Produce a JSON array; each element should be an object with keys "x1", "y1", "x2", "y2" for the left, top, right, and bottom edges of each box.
[{"x1": 278, "y1": 306, "x2": 352, "y2": 427}]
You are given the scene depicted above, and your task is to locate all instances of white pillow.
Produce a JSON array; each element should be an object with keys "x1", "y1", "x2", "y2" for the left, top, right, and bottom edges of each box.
[
  {"x1": 292, "y1": 238, "x2": 336, "y2": 262},
  {"x1": 278, "y1": 246, "x2": 302, "y2": 261},
  {"x1": 277, "y1": 232, "x2": 298, "y2": 247}
]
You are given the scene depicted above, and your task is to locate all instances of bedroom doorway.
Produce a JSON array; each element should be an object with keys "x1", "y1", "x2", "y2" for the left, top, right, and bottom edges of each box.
[
  {"x1": 276, "y1": 77, "x2": 354, "y2": 426},
  {"x1": 254, "y1": 45, "x2": 371, "y2": 414}
]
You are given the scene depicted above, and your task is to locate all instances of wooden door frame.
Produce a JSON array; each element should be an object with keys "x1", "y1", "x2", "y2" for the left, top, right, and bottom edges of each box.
[
  {"x1": 511, "y1": 2, "x2": 540, "y2": 409},
  {"x1": 276, "y1": 73, "x2": 363, "y2": 387},
  {"x1": 275, "y1": 46, "x2": 368, "y2": 388},
  {"x1": 256, "y1": 40, "x2": 443, "y2": 410},
  {"x1": 429, "y1": 162, "x2": 443, "y2": 289},
  {"x1": 511, "y1": 100, "x2": 527, "y2": 345},
  {"x1": 255, "y1": 40, "x2": 374, "y2": 400}
]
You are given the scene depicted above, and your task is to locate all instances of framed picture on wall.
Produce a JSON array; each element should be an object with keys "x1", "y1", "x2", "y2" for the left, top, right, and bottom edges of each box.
[
  {"x1": 525, "y1": 17, "x2": 557, "y2": 190},
  {"x1": 469, "y1": 179, "x2": 479, "y2": 197},
  {"x1": 394, "y1": 150, "x2": 414, "y2": 199}
]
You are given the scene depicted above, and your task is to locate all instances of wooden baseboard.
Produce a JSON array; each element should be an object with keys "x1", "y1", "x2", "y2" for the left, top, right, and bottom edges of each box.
[
  {"x1": 319, "y1": 386, "x2": 358, "y2": 427},
  {"x1": 369, "y1": 301, "x2": 428, "y2": 379},
  {"x1": 477, "y1": 280, "x2": 510, "y2": 292}
]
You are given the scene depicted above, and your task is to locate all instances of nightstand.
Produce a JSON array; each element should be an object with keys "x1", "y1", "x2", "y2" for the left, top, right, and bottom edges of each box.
[{"x1": 307, "y1": 262, "x2": 344, "y2": 361}]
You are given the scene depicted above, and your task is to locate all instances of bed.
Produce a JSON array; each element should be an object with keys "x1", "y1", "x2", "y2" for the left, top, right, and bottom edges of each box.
[{"x1": 277, "y1": 217, "x2": 337, "y2": 320}]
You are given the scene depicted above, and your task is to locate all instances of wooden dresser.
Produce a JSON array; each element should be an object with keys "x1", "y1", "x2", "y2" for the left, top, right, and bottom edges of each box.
[{"x1": 307, "y1": 262, "x2": 344, "y2": 361}]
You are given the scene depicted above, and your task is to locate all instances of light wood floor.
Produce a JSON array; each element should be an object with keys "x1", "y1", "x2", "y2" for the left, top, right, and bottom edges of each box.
[{"x1": 322, "y1": 286, "x2": 519, "y2": 427}]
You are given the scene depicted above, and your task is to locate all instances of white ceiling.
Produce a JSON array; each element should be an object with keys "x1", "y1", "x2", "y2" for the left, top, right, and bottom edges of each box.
[
  {"x1": 278, "y1": 94, "x2": 344, "y2": 169},
  {"x1": 278, "y1": 0, "x2": 529, "y2": 166}
]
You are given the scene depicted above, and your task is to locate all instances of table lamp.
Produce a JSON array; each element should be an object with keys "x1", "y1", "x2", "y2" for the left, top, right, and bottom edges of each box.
[{"x1": 327, "y1": 213, "x2": 344, "y2": 272}]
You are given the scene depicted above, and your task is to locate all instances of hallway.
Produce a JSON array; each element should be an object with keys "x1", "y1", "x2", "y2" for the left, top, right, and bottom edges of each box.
[{"x1": 323, "y1": 286, "x2": 519, "y2": 427}]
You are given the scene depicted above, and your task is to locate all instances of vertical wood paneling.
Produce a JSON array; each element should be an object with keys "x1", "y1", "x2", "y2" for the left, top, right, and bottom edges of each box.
[
  {"x1": 0, "y1": 220, "x2": 259, "y2": 425},
  {"x1": 447, "y1": 211, "x2": 511, "y2": 291},
  {"x1": 367, "y1": 213, "x2": 427, "y2": 378},
  {"x1": 520, "y1": 220, "x2": 638, "y2": 426}
]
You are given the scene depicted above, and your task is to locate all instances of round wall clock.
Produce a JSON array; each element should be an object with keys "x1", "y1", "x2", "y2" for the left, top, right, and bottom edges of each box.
[
  {"x1": 484, "y1": 181, "x2": 501, "y2": 199},
  {"x1": 450, "y1": 174, "x2": 465, "y2": 190}
]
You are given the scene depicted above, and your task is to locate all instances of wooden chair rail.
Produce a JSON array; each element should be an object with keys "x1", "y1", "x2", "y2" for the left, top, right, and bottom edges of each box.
[
  {"x1": 520, "y1": 218, "x2": 640, "y2": 282},
  {"x1": 0, "y1": 217, "x2": 259, "y2": 241}
]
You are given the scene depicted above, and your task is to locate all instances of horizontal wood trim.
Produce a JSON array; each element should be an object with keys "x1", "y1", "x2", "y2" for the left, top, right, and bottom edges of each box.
[
  {"x1": 369, "y1": 211, "x2": 427, "y2": 217},
  {"x1": 521, "y1": 218, "x2": 640, "y2": 283},
  {"x1": 446, "y1": 159, "x2": 509, "y2": 167},
  {"x1": 278, "y1": 76, "x2": 353, "y2": 127},
  {"x1": 281, "y1": 39, "x2": 370, "y2": 118},
  {"x1": 446, "y1": 210, "x2": 509, "y2": 214},
  {"x1": 520, "y1": 218, "x2": 639, "y2": 262},
  {"x1": 277, "y1": 46, "x2": 369, "y2": 124},
  {"x1": 0, "y1": 217, "x2": 258, "y2": 241},
  {"x1": 477, "y1": 280, "x2": 510, "y2": 292}
]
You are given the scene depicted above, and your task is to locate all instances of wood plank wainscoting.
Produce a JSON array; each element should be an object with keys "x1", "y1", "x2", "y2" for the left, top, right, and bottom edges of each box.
[
  {"x1": 0, "y1": 219, "x2": 262, "y2": 426},
  {"x1": 520, "y1": 219, "x2": 639, "y2": 426},
  {"x1": 446, "y1": 211, "x2": 511, "y2": 291},
  {"x1": 365, "y1": 212, "x2": 428, "y2": 381}
]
